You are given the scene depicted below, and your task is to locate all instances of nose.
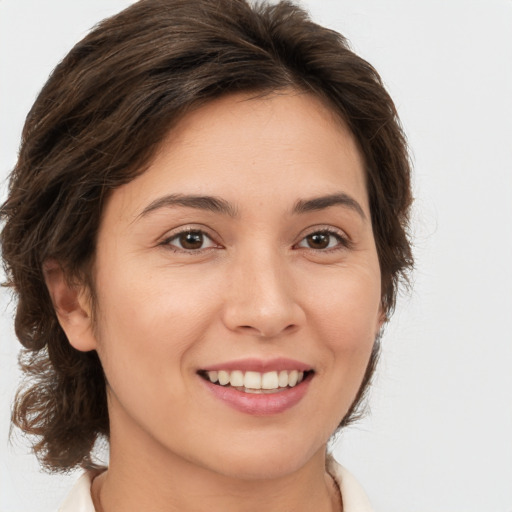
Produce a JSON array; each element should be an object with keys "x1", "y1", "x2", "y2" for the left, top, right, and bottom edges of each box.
[{"x1": 221, "y1": 251, "x2": 305, "y2": 338}]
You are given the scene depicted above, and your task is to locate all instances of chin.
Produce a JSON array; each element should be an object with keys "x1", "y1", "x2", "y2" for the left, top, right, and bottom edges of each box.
[{"x1": 199, "y1": 434, "x2": 326, "y2": 481}]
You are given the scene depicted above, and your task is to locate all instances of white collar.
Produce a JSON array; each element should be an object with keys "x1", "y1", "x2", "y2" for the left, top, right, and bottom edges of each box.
[{"x1": 327, "y1": 456, "x2": 374, "y2": 512}]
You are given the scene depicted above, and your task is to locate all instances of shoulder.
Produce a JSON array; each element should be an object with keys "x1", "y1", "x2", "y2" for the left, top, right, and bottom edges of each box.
[
  {"x1": 327, "y1": 456, "x2": 375, "y2": 512},
  {"x1": 58, "y1": 471, "x2": 99, "y2": 512}
]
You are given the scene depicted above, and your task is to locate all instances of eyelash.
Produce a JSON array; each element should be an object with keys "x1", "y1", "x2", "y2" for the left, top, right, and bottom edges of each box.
[
  {"x1": 295, "y1": 228, "x2": 351, "y2": 252},
  {"x1": 161, "y1": 228, "x2": 220, "y2": 254},
  {"x1": 161, "y1": 227, "x2": 351, "y2": 254}
]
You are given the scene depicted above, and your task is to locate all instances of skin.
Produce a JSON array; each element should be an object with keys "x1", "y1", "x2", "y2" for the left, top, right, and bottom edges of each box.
[{"x1": 46, "y1": 90, "x2": 384, "y2": 512}]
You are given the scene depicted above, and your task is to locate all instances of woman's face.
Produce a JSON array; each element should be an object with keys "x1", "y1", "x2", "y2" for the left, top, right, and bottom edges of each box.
[{"x1": 86, "y1": 91, "x2": 383, "y2": 479}]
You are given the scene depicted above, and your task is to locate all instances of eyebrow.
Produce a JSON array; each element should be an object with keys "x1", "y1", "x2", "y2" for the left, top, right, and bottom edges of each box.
[
  {"x1": 137, "y1": 194, "x2": 238, "y2": 219},
  {"x1": 293, "y1": 193, "x2": 366, "y2": 220},
  {"x1": 137, "y1": 192, "x2": 366, "y2": 221}
]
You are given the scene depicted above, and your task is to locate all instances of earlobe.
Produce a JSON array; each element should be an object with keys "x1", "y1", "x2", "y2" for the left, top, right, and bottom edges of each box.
[{"x1": 43, "y1": 259, "x2": 97, "y2": 352}]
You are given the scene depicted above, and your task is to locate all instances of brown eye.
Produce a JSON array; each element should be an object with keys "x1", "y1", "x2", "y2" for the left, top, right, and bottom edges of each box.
[
  {"x1": 165, "y1": 230, "x2": 217, "y2": 251},
  {"x1": 179, "y1": 231, "x2": 204, "y2": 250},
  {"x1": 297, "y1": 230, "x2": 346, "y2": 251},
  {"x1": 306, "y1": 233, "x2": 330, "y2": 249}
]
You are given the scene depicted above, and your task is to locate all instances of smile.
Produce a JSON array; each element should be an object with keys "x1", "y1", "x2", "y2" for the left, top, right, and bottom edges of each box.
[
  {"x1": 199, "y1": 369, "x2": 312, "y2": 394},
  {"x1": 198, "y1": 364, "x2": 314, "y2": 415}
]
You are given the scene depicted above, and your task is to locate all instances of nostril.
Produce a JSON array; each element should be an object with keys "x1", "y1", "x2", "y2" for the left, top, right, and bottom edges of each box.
[
  {"x1": 238, "y1": 323, "x2": 298, "y2": 338},
  {"x1": 239, "y1": 325, "x2": 260, "y2": 334}
]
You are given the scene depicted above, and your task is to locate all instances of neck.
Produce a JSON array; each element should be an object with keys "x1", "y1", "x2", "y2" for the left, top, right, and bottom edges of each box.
[{"x1": 94, "y1": 413, "x2": 341, "y2": 512}]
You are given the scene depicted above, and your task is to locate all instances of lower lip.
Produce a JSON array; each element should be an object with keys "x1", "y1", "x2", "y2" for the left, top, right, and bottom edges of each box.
[{"x1": 201, "y1": 377, "x2": 311, "y2": 415}]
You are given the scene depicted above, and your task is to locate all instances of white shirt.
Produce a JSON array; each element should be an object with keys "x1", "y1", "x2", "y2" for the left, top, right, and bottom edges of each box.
[{"x1": 58, "y1": 458, "x2": 374, "y2": 512}]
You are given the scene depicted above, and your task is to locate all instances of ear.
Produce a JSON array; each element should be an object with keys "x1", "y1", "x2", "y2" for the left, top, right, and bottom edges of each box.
[{"x1": 43, "y1": 259, "x2": 97, "y2": 352}]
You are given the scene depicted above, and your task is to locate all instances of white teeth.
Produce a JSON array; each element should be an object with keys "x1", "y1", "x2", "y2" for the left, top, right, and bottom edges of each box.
[
  {"x1": 204, "y1": 369, "x2": 308, "y2": 391},
  {"x1": 218, "y1": 370, "x2": 230, "y2": 386},
  {"x1": 261, "y1": 371, "x2": 279, "y2": 390},
  {"x1": 244, "y1": 371, "x2": 262, "y2": 390},
  {"x1": 278, "y1": 370, "x2": 289, "y2": 388},
  {"x1": 230, "y1": 370, "x2": 244, "y2": 387}
]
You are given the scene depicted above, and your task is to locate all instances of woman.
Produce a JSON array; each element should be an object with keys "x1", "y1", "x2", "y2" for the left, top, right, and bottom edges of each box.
[{"x1": 0, "y1": 0, "x2": 413, "y2": 510}]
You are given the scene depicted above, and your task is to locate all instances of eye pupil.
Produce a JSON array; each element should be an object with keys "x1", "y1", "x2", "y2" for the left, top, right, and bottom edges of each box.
[
  {"x1": 307, "y1": 233, "x2": 329, "y2": 249},
  {"x1": 179, "y1": 231, "x2": 203, "y2": 250}
]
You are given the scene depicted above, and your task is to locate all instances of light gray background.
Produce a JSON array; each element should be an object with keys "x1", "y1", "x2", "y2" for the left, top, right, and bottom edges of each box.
[{"x1": 1, "y1": 1, "x2": 511, "y2": 511}]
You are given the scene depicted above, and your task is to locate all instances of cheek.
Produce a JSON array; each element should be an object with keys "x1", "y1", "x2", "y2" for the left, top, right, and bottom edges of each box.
[
  {"x1": 92, "y1": 258, "x2": 220, "y2": 378},
  {"x1": 305, "y1": 265, "x2": 381, "y2": 383},
  {"x1": 308, "y1": 264, "x2": 381, "y2": 335}
]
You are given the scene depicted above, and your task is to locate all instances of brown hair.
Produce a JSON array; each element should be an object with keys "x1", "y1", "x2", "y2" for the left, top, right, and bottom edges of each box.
[{"x1": 0, "y1": 0, "x2": 413, "y2": 471}]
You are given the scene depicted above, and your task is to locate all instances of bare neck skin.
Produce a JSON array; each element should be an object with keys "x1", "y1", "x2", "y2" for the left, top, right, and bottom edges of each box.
[{"x1": 92, "y1": 408, "x2": 341, "y2": 512}]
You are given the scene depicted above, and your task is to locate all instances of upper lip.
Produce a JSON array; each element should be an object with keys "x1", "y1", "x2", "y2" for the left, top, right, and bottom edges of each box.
[{"x1": 200, "y1": 357, "x2": 312, "y2": 373}]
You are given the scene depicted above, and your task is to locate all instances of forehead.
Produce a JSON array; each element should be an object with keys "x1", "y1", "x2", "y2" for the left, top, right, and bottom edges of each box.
[
  {"x1": 104, "y1": 90, "x2": 369, "y2": 222},
  {"x1": 159, "y1": 90, "x2": 362, "y2": 173}
]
